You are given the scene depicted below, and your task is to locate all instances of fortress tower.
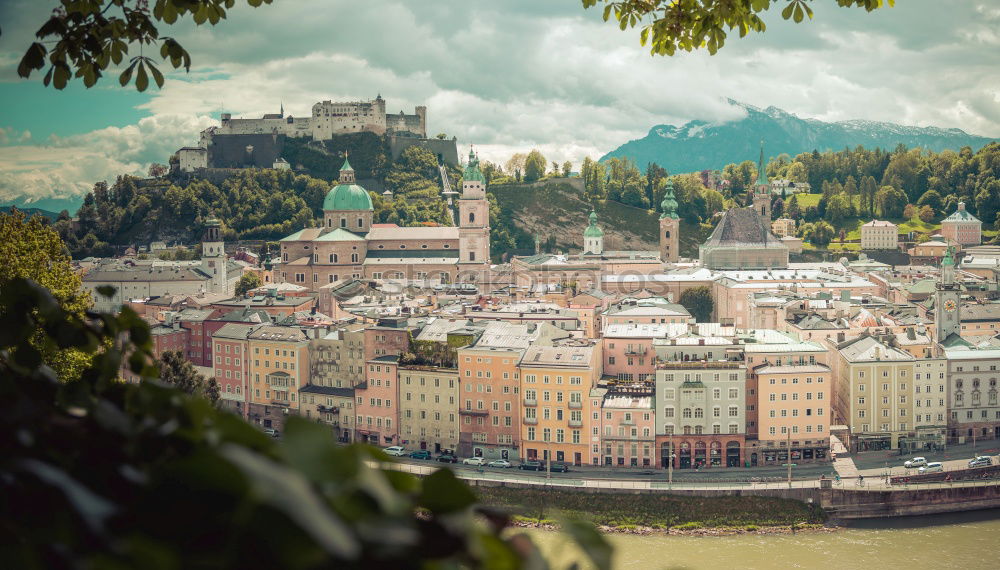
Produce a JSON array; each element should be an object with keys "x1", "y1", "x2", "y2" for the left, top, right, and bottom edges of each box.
[
  {"x1": 659, "y1": 179, "x2": 680, "y2": 263},
  {"x1": 458, "y1": 149, "x2": 491, "y2": 281}
]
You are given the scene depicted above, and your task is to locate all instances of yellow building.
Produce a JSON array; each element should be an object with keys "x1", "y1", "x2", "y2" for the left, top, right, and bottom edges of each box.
[
  {"x1": 518, "y1": 341, "x2": 602, "y2": 466},
  {"x1": 399, "y1": 365, "x2": 460, "y2": 454},
  {"x1": 248, "y1": 326, "x2": 310, "y2": 431}
]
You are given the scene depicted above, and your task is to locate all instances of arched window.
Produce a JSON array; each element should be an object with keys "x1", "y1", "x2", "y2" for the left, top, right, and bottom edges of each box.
[
  {"x1": 469, "y1": 212, "x2": 475, "y2": 223},
  {"x1": 665, "y1": 230, "x2": 670, "y2": 238}
]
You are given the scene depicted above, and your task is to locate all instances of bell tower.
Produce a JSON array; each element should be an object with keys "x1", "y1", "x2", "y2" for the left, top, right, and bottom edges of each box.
[
  {"x1": 753, "y1": 140, "x2": 771, "y2": 224},
  {"x1": 934, "y1": 246, "x2": 961, "y2": 342},
  {"x1": 200, "y1": 217, "x2": 228, "y2": 293},
  {"x1": 458, "y1": 148, "x2": 490, "y2": 281},
  {"x1": 583, "y1": 211, "x2": 604, "y2": 255},
  {"x1": 659, "y1": 179, "x2": 680, "y2": 263}
]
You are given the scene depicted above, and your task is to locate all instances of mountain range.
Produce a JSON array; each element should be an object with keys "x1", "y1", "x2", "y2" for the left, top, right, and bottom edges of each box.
[{"x1": 601, "y1": 101, "x2": 997, "y2": 174}]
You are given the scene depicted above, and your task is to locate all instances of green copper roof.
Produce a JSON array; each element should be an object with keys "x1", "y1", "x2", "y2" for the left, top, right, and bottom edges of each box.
[
  {"x1": 340, "y1": 157, "x2": 353, "y2": 172},
  {"x1": 323, "y1": 182, "x2": 374, "y2": 211},
  {"x1": 942, "y1": 202, "x2": 981, "y2": 223},
  {"x1": 942, "y1": 245, "x2": 955, "y2": 267},
  {"x1": 463, "y1": 148, "x2": 485, "y2": 183},
  {"x1": 756, "y1": 140, "x2": 768, "y2": 186},
  {"x1": 314, "y1": 228, "x2": 365, "y2": 242},
  {"x1": 660, "y1": 180, "x2": 679, "y2": 219},
  {"x1": 583, "y1": 211, "x2": 604, "y2": 237}
]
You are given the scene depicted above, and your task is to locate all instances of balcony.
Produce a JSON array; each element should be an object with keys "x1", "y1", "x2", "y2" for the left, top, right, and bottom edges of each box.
[
  {"x1": 568, "y1": 419, "x2": 583, "y2": 428},
  {"x1": 624, "y1": 347, "x2": 648, "y2": 356},
  {"x1": 569, "y1": 401, "x2": 582, "y2": 409},
  {"x1": 524, "y1": 398, "x2": 537, "y2": 406},
  {"x1": 316, "y1": 405, "x2": 340, "y2": 414},
  {"x1": 460, "y1": 409, "x2": 488, "y2": 417},
  {"x1": 620, "y1": 419, "x2": 635, "y2": 426},
  {"x1": 524, "y1": 417, "x2": 538, "y2": 425},
  {"x1": 657, "y1": 360, "x2": 744, "y2": 370}
]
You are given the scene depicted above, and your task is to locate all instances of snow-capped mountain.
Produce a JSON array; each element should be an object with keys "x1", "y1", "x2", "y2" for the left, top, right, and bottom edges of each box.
[{"x1": 600, "y1": 101, "x2": 996, "y2": 173}]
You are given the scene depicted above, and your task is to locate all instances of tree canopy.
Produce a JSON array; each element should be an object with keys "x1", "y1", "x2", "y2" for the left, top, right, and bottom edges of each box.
[{"x1": 582, "y1": 0, "x2": 893, "y2": 56}]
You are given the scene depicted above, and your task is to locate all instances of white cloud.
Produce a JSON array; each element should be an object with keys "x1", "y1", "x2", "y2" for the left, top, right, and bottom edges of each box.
[{"x1": 1, "y1": 0, "x2": 998, "y2": 204}]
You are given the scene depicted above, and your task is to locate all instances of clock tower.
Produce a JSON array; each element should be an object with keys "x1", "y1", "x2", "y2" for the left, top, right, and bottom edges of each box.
[{"x1": 934, "y1": 246, "x2": 961, "y2": 342}]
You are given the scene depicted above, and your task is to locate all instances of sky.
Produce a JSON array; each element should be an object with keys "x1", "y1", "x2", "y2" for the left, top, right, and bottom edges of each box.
[{"x1": 1, "y1": 0, "x2": 999, "y2": 209}]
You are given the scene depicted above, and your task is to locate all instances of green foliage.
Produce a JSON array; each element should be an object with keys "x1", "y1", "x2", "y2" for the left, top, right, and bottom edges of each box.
[
  {"x1": 524, "y1": 149, "x2": 548, "y2": 183},
  {"x1": 401, "y1": 335, "x2": 458, "y2": 368},
  {"x1": 282, "y1": 133, "x2": 391, "y2": 181},
  {"x1": 159, "y1": 350, "x2": 220, "y2": 404},
  {"x1": 18, "y1": 0, "x2": 275, "y2": 91},
  {"x1": 808, "y1": 221, "x2": 835, "y2": 247},
  {"x1": 876, "y1": 185, "x2": 908, "y2": 218},
  {"x1": 583, "y1": 0, "x2": 892, "y2": 55},
  {"x1": 0, "y1": 209, "x2": 93, "y2": 381},
  {"x1": 235, "y1": 272, "x2": 263, "y2": 296},
  {"x1": 678, "y1": 286, "x2": 713, "y2": 323},
  {"x1": 0, "y1": 277, "x2": 608, "y2": 569}
]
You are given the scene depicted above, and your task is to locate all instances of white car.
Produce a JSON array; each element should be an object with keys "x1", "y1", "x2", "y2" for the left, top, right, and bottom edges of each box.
[
  {"x1": 488, "y1": 459, "x2": 512, "y2": 468},
  {"x1": 904, "y1": 457, "x2": 928, "y2": 469},
  {"x1": 918, "y1": 462, "x2": 944, "y2": 474},
  {"x1": 383, "y1": 446, "x2": 406, "y2": 457},
  {"x1": 463, "y1": 457, "x2": 486, "y2": 466}
]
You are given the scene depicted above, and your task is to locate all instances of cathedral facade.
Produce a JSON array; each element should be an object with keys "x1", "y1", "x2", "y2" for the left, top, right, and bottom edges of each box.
[{"x1": 275, "y1": 152, "x2": 490, "y2": 289}]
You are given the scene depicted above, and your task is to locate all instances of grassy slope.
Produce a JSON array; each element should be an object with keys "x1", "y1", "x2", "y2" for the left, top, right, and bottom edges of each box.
[{"x1": 491, "y1": 179, "x2": 706, "y2": 257}]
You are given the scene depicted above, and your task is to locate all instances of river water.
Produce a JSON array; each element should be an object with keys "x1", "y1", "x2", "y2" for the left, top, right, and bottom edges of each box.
[{"x1": 528, "y1": 509, "x2": 1000, "y2": 570}]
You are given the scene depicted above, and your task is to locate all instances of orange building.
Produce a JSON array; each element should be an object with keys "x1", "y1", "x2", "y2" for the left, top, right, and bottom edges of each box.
[{"x1": 247, "y1": 326, "x2": 310, "y2": 432}]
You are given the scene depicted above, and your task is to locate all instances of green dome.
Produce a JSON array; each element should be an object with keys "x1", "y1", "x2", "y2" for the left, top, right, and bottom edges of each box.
[
  {"x1": 323, "y1": 182, "x2": 374, "y2": 211},
  {"x1": 463, "y1": 148, "x2": 485, "y2": 183},
  {"x1": 660, "y1": 180, "x2": 679, "y2": 219},
  {"x1": 583, "y1": 211, "x2": 604, "y2": 237}
]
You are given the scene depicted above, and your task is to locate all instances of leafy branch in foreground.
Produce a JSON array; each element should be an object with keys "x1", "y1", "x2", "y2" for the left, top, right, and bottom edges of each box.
[
  {"x1": 582, "y1": 0, "x2": 893, "y2": 55},
  {"x1": 0, "y1": 277, "x2": 610, "y2": 569},
  {"x1": 17, "y1": 0, "x2": 275, "y2": 91}
]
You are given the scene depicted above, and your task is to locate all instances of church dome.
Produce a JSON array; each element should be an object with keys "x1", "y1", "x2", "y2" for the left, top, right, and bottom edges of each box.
[
  {"x1": 583, "y1": 211, "x2": 604, "y2": 237},
  {"x1": 323, "y1": 183, "x2": 374, "y2": 211}
]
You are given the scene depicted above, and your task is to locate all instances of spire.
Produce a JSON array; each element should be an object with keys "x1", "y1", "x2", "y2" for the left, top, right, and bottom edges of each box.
[
  {"x1": 463, "y1": 146, "x2": 485, "y2": 183},
  {"x1": 756, "y1": 139, "x2": 768, "y2": 187},
  {"x1": 340, "y1": 154, "x2": 353, "y2": 172},
  {"x1": 660, "y1": 179, "x2": 679, "y2": 220},
  {"x1": 280, "y1": 101, "x2": 284, "y2": 117},
  {"x1": 338, "y1": 155, "x2": 355, "y2": 184}
]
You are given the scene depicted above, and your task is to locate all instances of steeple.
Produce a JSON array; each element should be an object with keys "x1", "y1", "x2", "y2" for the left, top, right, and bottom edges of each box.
[
  {"x1": 583, "y1": 210, "x2": 604, "y2": 255},
  {"x1": 339, "y1": 156, "x2": 355, "y2": 184},
  {"x1": 756, "y1": 139, "x2": 768, "y2": 187},
  {"x1": 942, "y1": 245, "x2": 955, "y2": 285},
  {"x1": 280, "y1": 101, "x2": 284, "y2": 118},
  {"x1": 660, "y1": 179, "x2": 679, "y2": 219}
]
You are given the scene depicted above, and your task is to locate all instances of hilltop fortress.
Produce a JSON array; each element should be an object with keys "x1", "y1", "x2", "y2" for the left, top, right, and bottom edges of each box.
[{"x1": 177, "y1": 95, "x2": 457, "y2": 172}]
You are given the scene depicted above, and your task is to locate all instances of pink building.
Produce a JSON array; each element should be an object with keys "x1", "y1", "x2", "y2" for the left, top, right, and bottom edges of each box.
[
  {"x1": 356, "y1": 355, "x2": 400, "y2": 446},
  {"x1": 599, "y1": 389, "x2": 656, "y2": 467},
  {"x1": 602, "y1": 324, "x2": 673, "y2": 382},
  {"x1": 211, "y1": 323, "x2": 257, "y2": 417},
  {"x1": 940, "y1": 202, "x2": 982, "y2": 246}
]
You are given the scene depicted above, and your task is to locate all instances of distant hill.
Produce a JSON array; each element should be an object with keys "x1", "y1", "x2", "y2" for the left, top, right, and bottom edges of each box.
[
  {"x1": 1, "y1": 205, "x2": 61, "y2": 221},
  {"x1": 601, "y1": 101, "x2": 997, "y2": 173},
  {"x1": 1, "y1": 197, "x2": 83, "y2": 217}
]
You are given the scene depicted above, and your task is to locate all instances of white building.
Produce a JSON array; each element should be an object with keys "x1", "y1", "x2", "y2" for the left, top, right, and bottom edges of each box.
[{"x1": 860, "y1": 220, "x2": 898, "y2": 250}]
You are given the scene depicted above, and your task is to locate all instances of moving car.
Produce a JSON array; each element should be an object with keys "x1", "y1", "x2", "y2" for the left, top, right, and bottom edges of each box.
[
  {"x1": 518, "y1": 460, "x2": 543, "y2": 471},
  {"x1": 263, "y1": 427, "x2": 279, "y2": 438},
  {"x1": 463, "y1": 457, "x2": 486, "y2": 466},
  {"x1": 904, "y1": 457, "x2": 927, "y2": 469},
  {"x1": 549, "y1": 462, "x2": 570, "y2": 473},
  {"x1": 409, "y1": 450, "x2": 432, "y2": 460},
  {"x1": 436, "y1": 454, "x2": 458, "y2": 463},
  {"x1": 968, "y1": 456, "x2": 992, "y2": 468},
  {"x1": 488, "y1": 459, "x2": 512, "y2": 468},
  {"x1": 918, "y1": 462, "x2": 944, "y2": 474},
  {"x1": 383, "y1": 446, "x2": 406, "y2": 457}
]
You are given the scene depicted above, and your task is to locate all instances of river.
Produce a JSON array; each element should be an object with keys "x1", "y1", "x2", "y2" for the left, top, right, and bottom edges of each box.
[{"x1": 528, "y1": 509, "x2": 1000, "y2": 569}]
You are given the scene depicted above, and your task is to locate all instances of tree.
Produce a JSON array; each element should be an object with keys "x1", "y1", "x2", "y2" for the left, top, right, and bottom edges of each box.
[
  {"x1": 435, "y1": 133, "x2": 447, "y2": 139},
  {"x1": 0, "y1": 210, "x2": 93, "y2": 381},
  {"x1": 678, "y1": 286, "x2": 714, "y2": 323},
  {"x1": 551, "y1": 161, "x2": 561, "y2": 177},
  {"x1": 235, "y1": 272, "x2": 262, "y2": 296},
  {"x1": 917, "y1": 189, "x2": 943, "y2": 212},
  {"x1": 0, "y1": 278, "x2": 610, "y2": 569},
  {"x1": 524, "y1": 150, "x2": 548, "y2": 183},
  {"x1": 505, "y1": 153, "x2": 527, "y2": 182},
  {"x1": 809, "y1": 221, "x2": 835, "y2": 247},
  {"x1": 159, "y1": 350, "x2": 220, "y2": 404},
  {"x1": 786, "y1": 194, "x2": 801, "y2": 220},
  {"x1": 875, "y1": 185, "x2": 907, "y2": 218},
  {"x1": 824, "y1": 193, "x2": 853, "y2": 225},
  {"x1": 148, "y1": 163, "x2": 168, "y2": 178},
  {"x1": 582, "y1": 0, "x2": 890, "y2": 56},
  {"x1": 918, "y1": 205, "x2": 935, "y2": 223},
  {"x1": 18, "y1": 1, "x2": 275, "y2": 92},
  {"x1": 562, "y1": 161, "x2": 573, "y2": 177},
  {"x1": 903, "y1": 203, "x2": 917, "y2": 220}
]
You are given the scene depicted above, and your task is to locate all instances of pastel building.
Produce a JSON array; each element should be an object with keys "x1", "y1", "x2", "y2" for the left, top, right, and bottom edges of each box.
[
  {"x1": 599, "y1": 389, "x2": 656, "y2": 467},
  {"x1": 860, "y1": 220, "x2": 898, "y2": 250},
  {"x1": 247, "y1": 326, "x2": 311, "y2": 432},
  {"x1": 356, "y1": 355, "x2": 400, "y2": 446},
  {"x1": 212, "y1": 323, "x2": 258, "y2": 417},
  {"x1": 940, "y1": 202, "x2": 982, "y2": 246},
  {"x1": 399, "y1": 365, "x2": 460, "y2": 454},
  {"x1": 602, "y1": 323, "x2": 670, "y2": 382}
]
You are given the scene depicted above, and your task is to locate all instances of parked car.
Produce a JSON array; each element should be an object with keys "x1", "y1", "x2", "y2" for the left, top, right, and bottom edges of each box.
[
  {"x1": 383, "y1": 446, "x2": 406, "y2": 457},
  {"x1": 463, "y1": 457, "x2": 486, "y2": 466},
  {"x1": 488, "y1": 459, "x2": 512, "y2": 468},
  {"x1": 904, "y1": 457, "x2": 927, "y2": 469},
  {"x1": 518, "y1": 460, "x2": 543, "y2": 471},
  {"x1": 918, "y1": 462, "x2": 944, "y2": 474},
  {"x1": 550, "y1": 462, "x2": 570, "y2": 473},
  {"x1": 263, "y1": 427, "x2": 279, "y2": 438},
  {"x1": 968, "y1": 456, "x2": 992, "y2": 468},
  {"x1": 409, "y1": 450, "x2": 432, "y2": 460},
  {"x1": 436, "y1": 454, "x2": 458, "y2": 463}
]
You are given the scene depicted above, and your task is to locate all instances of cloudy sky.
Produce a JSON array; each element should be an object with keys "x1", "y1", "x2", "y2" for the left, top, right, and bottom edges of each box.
[{"x1": 1, "y1": 0, "x2": 998, "y2": 209}]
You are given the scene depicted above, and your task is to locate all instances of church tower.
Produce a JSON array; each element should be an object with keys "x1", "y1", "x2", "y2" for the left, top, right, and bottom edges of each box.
[
  {"x1": 753, "y1": 140, "x2": 771, "y2": 224},
  {"x1": 583, "y1": 211, "x2": 604, "y2": 255},
  {"x1": 458, "y1": 148, "x2": 491, "y2": 281},
  {"x1": 659, "y1": 179, "x2": 680, "y2": 263},
  {"x1": 934, "y1": 246, "x2": 961, "y2": 342},
  {"x1": 200, "y1": 217, "x2": 228, "y2": 294}
]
